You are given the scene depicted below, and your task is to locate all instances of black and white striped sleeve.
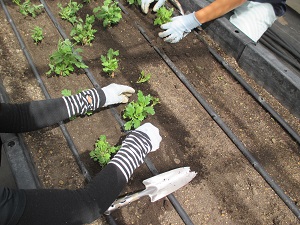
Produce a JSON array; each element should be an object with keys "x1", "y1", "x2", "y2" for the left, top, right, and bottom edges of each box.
[
  {"x1": 62, "y1": 88, "x2": 106, "y2": 118},
  {"x1": 108, "y1": 130, "x2": 152, "y2": 181}
]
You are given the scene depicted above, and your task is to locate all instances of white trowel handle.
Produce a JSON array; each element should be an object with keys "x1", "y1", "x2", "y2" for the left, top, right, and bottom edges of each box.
[{"x1": 104, "y1": 189, "x2": 149, "y2": 215}]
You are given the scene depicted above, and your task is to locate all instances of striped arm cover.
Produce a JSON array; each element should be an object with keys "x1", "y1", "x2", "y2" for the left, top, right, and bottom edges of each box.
[
  {"x1": 62, "y1": 88, "x2": 102, "y2": 118},
  {"x1": 109, "y1": 130, "x2": 152, "y2": 181}
]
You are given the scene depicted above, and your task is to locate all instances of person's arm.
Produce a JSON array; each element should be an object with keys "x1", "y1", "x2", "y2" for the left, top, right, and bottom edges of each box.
[
  {"x1": 158, "y1": 0, "x2": 247, "y2": 43},
  {"x1": 0, "y1": 84, "x2": 134, "y2": 133},
  {"x1": 195, "y1": 0, "x2": 246, "y2": 24},
  {"x1": 1, "y1": 123, "x2": 161, "y2": 225}
]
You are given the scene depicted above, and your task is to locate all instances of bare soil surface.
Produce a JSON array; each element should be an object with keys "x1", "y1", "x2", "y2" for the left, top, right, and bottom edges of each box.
[{"x1": 1, "y1": 0, "x2": 300, "y2": 224}]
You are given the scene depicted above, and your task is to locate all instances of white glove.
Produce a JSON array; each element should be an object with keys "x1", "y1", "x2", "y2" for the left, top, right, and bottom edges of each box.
[
  {"x1": 159, "y1": 12, "x2": 201, "y2": 43},
  {"x1": 102, "y1": 83, "x2": 135, "y2": 107},
  {"x1": 136, "y1": 123, "x2": 162, "y2": 152},
  {"x1": 141, "y1": 0, "x2": 166, "y2": 14}
]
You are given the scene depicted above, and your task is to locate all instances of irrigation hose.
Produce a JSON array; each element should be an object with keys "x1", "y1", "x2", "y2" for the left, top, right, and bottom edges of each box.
[{"x1": 39, "y1": 1, "x2": 194, "y2": 224}]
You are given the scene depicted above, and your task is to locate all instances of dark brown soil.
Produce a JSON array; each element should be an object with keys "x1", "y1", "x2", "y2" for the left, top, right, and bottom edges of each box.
[{"x1": 1, "y1": 0, "x2": 300, "y2": 224}]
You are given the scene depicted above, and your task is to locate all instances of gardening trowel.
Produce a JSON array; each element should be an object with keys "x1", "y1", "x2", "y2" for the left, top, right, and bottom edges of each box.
[{"x1": 104, "y1": 167, "x2": 197, "y2": 214}]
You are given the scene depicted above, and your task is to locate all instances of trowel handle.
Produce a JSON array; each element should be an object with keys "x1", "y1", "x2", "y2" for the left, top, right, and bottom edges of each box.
[{"x1": 104, "y1": 190, "x2": 147, "y2": 215}]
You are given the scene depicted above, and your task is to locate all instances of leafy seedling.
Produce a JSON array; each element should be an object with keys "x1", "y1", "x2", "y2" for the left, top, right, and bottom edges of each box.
[
  {"x1": 123, "y1": 90, "x2": 160, "y2": 130},
  {"x1": 90, "y1": 135, "x2": 121, "y2": 167},
  {"x1": 58, "y1": 0, "x2": 83, "y2": 25},
  {"x1": 126, "y1": 0, "x2": 141, "y2": 6},
  {"x1": 136, "y1": 70, "x2": 151, "y2": 83},
  {"x1": 100, "y1": 48, "x2": 119, "y2": 77},
  {"x1": 71, "y1": 14, "x2": 97, "y2": 46},
  {"x1": 154, "y1": 6, "x2": 173, "y2": 26},
  {"x1": 31, "y1": 26, "x2": 44, "y2": 44},
  {"x1": 47, "y1": 39, "x2": 88, "y2": 77},
  {"x1": 93, "y1": 0, "x2": 122, "y2": 27},
  {"x1": 13, "y1": 0, "x2": 43, "y2": 18}
]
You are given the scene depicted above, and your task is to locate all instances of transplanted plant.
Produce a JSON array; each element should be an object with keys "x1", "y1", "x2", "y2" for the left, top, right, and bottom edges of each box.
[
  {"x1": 70, "y1": 14, "x2": 97, "y2": 46},
  {"x1": 100, "y1": 48, "x2": 119, "y2": 77},
  {"x1": 136, "y1": 70, "x2": 151, "y2": 83},
  {"x1": 154, "y1": 6, "x2": 173, "y2": 26},
  {"x1": 123, "y1": 90, "x2": 160, "y2": 130},
  {"x1": 90, "y1": 135, "x2": 121, "y2": 167},
  {"x1": 126, "y1": 0, "x2": 141, "y2": 6},
  {"x1": 13, "y1": 0, "x2": 43, "y2": 18},
  {"x1": 31, "y1": 26, "x2": 44, "y2": 44},
  {"x1": 93, "y1": 0, "x2": 122, "y2": 27},
  {"x1": 58, "y1": 0, "x2": 83, "y2": 25},
  {"x1": 47, "y1": 39, "x2": 88, "y2": 77}
]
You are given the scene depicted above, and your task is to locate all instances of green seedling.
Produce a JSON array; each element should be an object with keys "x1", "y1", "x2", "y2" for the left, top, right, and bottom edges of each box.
[
  {"x1": 70, "y1": 14, "x2": 97, "y2": 46},
  {"x1": 61, "y1": 88, "x2": 72, "y2": 97},
  {"x1": 123, "y1": 90, "x2": 159, "y2": 130},
  {"x1": 90, "y1": 135, "x2": 121, "y2": 167},
  {"x1": 13, "y1": 0, "x2": 43, "y2": 18},
  {"x1": 58, "y1": 0, "x2": 83, "y2": 25},
  {"x1": 100, "y1": 48, "x2": 119, "y2": 77},
  {"x1": 93, "y1": 0, "x2": 122, "y2": 27},
  {"x1": 126, "y1": 0, "x2": 141, "y2": 6},
  {"x1": 31, "y1": 26, "x2": 44, "y2": 44},
  {"x1": 154, "y1": 6, "x2": 173, "y2": 26},
  {"x1": 47, "y1": 39, "x2": 88, "y2": 77},
  {"x1": 136, "y1": 70, "x2": 151, "y2": 83}
]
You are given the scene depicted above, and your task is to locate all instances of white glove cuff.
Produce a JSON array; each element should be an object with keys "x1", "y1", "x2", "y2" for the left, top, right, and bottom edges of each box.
[{"x1": 184, "y1": 12, "x2": 202, "y2": 31}]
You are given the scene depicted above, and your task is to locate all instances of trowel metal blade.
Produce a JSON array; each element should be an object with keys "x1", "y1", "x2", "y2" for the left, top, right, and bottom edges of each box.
[{"x1": 142, "y1": 167, "x2": 197, "y2": 202}]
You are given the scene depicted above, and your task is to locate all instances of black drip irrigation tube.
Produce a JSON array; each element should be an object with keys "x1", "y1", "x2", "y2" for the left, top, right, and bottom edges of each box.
[
  {"x1": 40, "y1": 1, "x2": 194, "y2": 224},
  {"x1": 115, "y1": 3, "x2": 300, "y2": 220}
]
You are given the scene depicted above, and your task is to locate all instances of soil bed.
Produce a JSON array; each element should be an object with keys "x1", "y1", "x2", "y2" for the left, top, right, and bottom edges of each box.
[{"x1": 1, "y1": 0, "x2": 300, "y2": 224}]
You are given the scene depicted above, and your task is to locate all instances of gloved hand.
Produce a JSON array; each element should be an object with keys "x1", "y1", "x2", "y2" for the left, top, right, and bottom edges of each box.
[
  {"x1": 102, "y1": 83, "x2": 135, "y2": 107},
  {"x1": 159, "y1": 12, "x2": 202, "y2": 43},
  {"x1": 141, "y1": 0, "x2": 166, "y2": 14},
  {"x1": 136, "y1": 123, "x2": 162, "y2": 152}
]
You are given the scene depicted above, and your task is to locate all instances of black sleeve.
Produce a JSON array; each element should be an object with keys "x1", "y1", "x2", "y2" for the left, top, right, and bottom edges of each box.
[
  {"x1": 0, "y1": 87, "x2": 105, "y2": 133},
  {"x1": 0, "y1": 99, "x2": 69, "y2": 133},
  {"x1": 0, "y1": 187, "x2": 26, "y2": 225},
  {"x1": 3, "y1": 164, "x2": 126, "y2": 225}
]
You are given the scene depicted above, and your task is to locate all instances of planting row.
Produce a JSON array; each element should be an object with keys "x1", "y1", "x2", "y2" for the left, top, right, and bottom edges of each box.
[{"x1": 3, "y1": 0, "x2": 300, "y2": 224}]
